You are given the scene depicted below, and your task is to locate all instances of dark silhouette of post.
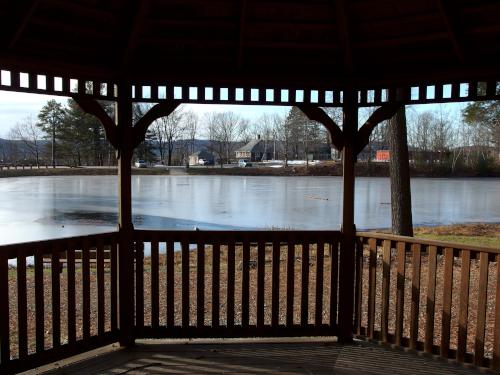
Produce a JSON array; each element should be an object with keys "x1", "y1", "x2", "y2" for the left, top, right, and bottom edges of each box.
[
  {"x1": 338, "y1": 89, "x2": 357, "y2": 343},
  {"x1": 116, "y1": 83, "x2": 135, "y2": 346}
]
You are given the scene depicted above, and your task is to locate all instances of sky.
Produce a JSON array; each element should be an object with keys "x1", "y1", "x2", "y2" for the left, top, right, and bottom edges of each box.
[{"x1": 0, "y1": 89, "x2": 466, "y2": 139}]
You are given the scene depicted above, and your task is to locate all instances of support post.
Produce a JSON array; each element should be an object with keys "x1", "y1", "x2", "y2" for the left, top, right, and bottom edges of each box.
[
  {"x1": 116, "y1": 83, "x2": 135, "y2": 347},
  {"x1": 338, "y1": 89, "x2": 357, "y2": 343}
]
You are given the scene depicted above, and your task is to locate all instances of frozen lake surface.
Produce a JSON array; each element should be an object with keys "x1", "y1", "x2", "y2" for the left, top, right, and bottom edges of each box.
[{"x1": 0, "y1": 175, "x2": 499, "y2": 245}]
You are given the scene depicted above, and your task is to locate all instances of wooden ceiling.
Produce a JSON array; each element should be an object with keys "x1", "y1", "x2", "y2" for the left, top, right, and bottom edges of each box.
[{"x1": 0, "y1": 0, "x2": 499, "y2": 90}]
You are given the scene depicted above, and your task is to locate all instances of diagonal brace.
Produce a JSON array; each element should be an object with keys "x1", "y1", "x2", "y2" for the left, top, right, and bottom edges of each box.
[
  {"x1": 72, "y1": 95, "x2": 118, "y2": 149},
  {"x1": 297, "y1": 104, "x2": 344, "y2": 151},
  {"x1": 132, "y1": 102, "x2": 179, "y2": 149},
  {"x1": 355, "y1": 103, "x2": 401, "y2": 155}
]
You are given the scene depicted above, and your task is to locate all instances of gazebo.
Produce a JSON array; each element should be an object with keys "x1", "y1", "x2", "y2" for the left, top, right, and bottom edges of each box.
[{"x1": 0, "y1": 0, "x2": 499, "y2": 373}]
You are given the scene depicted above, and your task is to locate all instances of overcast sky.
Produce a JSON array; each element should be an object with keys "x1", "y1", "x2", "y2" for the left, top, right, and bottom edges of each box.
[{"x1": 0, "y1": 89, "x2": 464, "y2": 139}]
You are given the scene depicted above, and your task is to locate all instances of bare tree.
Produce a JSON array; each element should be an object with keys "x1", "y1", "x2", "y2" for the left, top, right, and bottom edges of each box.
[
  {"x1": 205, "y1": 111, "x2": 244, "y2": 167},
  {"x1": 10, "y1": 116, "x2": 44, "y2": 166},
  {"x1": 150, "y1": 106, "x2": 184, "y2": 166},
  {"x1": 183, "y1": 110, "x2": 198, "y2": 155}
]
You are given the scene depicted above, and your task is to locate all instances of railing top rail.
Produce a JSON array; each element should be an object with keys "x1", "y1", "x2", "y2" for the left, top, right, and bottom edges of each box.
[
  {"x1": 135, "y1": 229, "x2": 341, "y2": 242},
  {"x1": 0, "y1": 232, "x2": 119, "y2": 259},
  {"x1": 356, "y1": 231, "x2": 500, "y2": 255}
]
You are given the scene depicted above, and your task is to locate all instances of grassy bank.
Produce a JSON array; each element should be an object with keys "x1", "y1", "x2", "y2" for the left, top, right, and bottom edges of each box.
[
  {"x1": 0, "y1": 167, "x2": 170, "y2": 178},
  {"x1": 414, "y1": 223, "x2": 500, "y2": 248}
]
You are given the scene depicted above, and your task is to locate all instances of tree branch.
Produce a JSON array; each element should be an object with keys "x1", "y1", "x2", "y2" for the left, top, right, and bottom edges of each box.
[
  {"x1": 297, "y1": 104, "x2": 344, "y2": 151},
  {"x1": 355, "y1": 103, "x2": 401, "y2": 154},
  {"x1": 72, "y1": 95, "x2": 118, "y2": 149},
  {"x1": 133, "y1": 102, "x2": 179, "y2": 149}
]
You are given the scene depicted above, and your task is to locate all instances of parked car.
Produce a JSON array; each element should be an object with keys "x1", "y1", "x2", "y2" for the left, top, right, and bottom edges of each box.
[
  {"x1": 198, "y1": 158, "x2": 214, "y2": 166},
  {"x1": 238, "y1": 159, "x2": 252, "y2": 167},
  {"x1": 134, "y1": 159, "x2": 147, "y2": 168}
]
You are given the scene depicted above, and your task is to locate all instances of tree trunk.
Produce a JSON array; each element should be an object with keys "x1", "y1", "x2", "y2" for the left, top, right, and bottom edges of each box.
[
  {"x1": 388, "y1": 106, "x2": 413, "y2": 236},
  {"x1": 52, "y1": 125, "x2": 56, "y2": 168}
]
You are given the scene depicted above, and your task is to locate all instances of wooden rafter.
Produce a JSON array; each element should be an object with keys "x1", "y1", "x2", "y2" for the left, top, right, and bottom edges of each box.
[
  {"x1": 437, "y1": 0, "x2": 465, "y2": 64},
  {"x1": 297, "y1": 105, "x2": 344, "y2": 151},
  {"x1": 4, "y1": 0, "x2": 41, "y2": 49},
  {"x1": 120, "y1": 0, "x2": 150, "y2": 67},
  {"x1": 72, "y1": 96, "x2": 118, "y2": 149},
  {"x1": 334, "y1": 0, "x2": 353, "y2": 73},
  {"x1": 237, "y1": 0, "x2": 248, "y2": 71}
]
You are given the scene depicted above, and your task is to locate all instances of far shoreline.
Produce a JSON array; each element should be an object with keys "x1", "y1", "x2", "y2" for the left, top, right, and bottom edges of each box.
[{"x1": 0, "y1": 162, "x2": 499, "y2": 178}]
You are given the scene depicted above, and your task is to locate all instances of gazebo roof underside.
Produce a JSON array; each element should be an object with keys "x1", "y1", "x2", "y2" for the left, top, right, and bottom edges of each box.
[{"x1": 0, "y1": 0, "x2": 499, "y2": 101}]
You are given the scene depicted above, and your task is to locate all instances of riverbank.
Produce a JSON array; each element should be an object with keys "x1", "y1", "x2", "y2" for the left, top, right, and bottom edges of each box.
[
  {"x1": 187, "y1": 162, "x2": 500, "y2": 177},
  {"x1": 0, "y1": 167, "x2": 170, "y2": 178},
  {"x1": 1, "y1": 162, "x2": 499, "y2": 178}
]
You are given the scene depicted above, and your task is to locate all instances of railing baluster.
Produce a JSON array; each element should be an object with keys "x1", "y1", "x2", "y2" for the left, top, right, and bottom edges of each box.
[
  {"x1": 493, "y1": 254, "x2": 500, "y2": 372},
  {"x1": 35, "y1": 248, "x2": 45, "y2": 352},
  {"x1": 354, "y1": 237, "x2": 363, "y2": 335},
  {"x1": 0, "y1": 254, "x2": 9, "y2": 364},
  {"x1": 67, "y1": 246, "x2": 76, "y2": 345},
  {"x1": 151, "y1": 236, "x2": 159, "y2": 329},
  {"x1": 212, "y1": 242, "x2": 220, "y2": 328},
  {"x1": 457, "y1": 249, "x2": 470, "y2": 362},
  {"x1": 227, "y1": 241, "x2": 235, "y2": 328},
  {"x1": 51, "y1": 247, "x2": 61, "y2": 348},
  {"x1": 301, "y1": 241, "x2": 310, "y2": 327},
  {"x1": 17, "y1": 251, "x2": 28, "y2": 358},
  {"x1": 330, "y1": 240, "x2": 339, "y2": 329},
  {"x1": 181, "y1": 237, "x2": 189, "y2": 328},
  {"x1": 272, "y1": 239, "x2": 280, "y2": 328},
  {"x1": 242, "y1": 239, "x2": 250, "y2": 328},
  {"x1": 135, "y1": 240, "x2": 144, "y2": 331},
  {"x1": 257, "y1": 239, "x2": 265, "y2": 329},
  {"x1": 286, "y1": 239, "x2": 295, "y2": 327},
  {"x1": 97, "y1": 239, "x2": 105, "y2": 335},
  {"x1": 367, "y1": 238, "x2": 377, "y2": 339},
  {"x1": 110, "y1": 241, "x2": 118, "y2": 332},
  {"x1": 315, "y1": 241, "x2": 324, "y2": 327},
  {"x1": 82, "y1": 241, "x2": 91, "y2": 339},
  {"x1": 425, "y1": 245, "x2": 438, "y2": 354},
  {"x1": 381, "y1": 240, "x2": 391, "y2": 343},
  {"x1": 440, "y1": 247, "x2": 454, "y2": 358},
  {"x1": 166, "y1": 240, "x2": 174, "y2": 327},
  {"x1": 197, "y1": 241, "x2": 205, "y2": 328},
  {"x1": 474, "y1": 252, "x2": 489, "y2": 366},
  {"x1": 395, "y1": 242, "x2": 406, "y2": 347},
  {"x1": 409, "y1": 244, "x2": 421, "y2": 350}
]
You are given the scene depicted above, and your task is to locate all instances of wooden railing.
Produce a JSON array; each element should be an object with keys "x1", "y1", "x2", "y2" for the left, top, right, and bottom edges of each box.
[
  {"x1": 355, "y1": 232, "x2": 500, "y2": 372},
  {"x1": 0, "y1": 232, "x2": 119, "y2": 373},
  {"x1": 2, "y1": 229, "x2": 500, "y2": 373},
  {"x1": 133, "y1": 230, "x2": 341, "y2": 338}
]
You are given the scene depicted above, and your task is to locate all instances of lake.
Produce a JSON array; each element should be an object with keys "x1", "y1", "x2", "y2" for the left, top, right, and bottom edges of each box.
[{"x1": 0, "y1": 175, "x2": 498, "y2": 245}]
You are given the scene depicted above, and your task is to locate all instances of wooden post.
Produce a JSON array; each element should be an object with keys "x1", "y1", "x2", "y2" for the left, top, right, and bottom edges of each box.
[
  {"x1": 338, "y1": 89, "x2": 357, "y2": 343},
  {"x1": 116, "y1": 83, "x2": 135, "y2": 347}
]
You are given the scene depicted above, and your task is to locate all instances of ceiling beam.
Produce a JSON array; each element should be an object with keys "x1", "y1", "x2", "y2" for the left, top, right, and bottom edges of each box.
[
  {"x1": 3, "y1": 0, "x2": 41, "y2": 50},
  {"x1": 120, "y1": 0, "x2": 150, "y2": 67},
  {"x1": 237, "y1": 0, "x2": 248, "y2": 71},
  {"x1": 334, "y1": 0, "x2": 353, "y2": 74},
  {"x1": 437, "y1": 0, "x2": 465, "y2": 64}
]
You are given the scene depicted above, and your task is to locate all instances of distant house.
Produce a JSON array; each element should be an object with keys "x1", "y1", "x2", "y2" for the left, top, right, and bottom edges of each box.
[
  {"x1": 235, "y1": 136, "x2": 274, "y2": 161},
  {"x1": 189, "y1": 150, "x2": 214, "y2": 166},
  {"x1": 376, "y1": 150, "x2": 390, "y2": 162}
]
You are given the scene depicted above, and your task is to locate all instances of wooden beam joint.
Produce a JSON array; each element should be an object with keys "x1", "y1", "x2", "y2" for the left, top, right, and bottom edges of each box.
[
  {"x1": 72, "y1": 95, "x2": 119, "y2": 149},
  {"x1": 297, "y1": 104, "x2": 344, "y2": 151}
]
